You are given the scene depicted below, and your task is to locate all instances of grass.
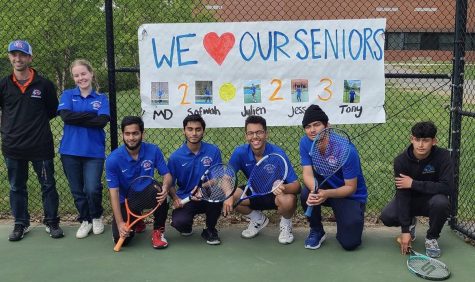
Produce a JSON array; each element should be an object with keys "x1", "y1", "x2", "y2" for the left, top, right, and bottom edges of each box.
[
  {"x1": 387, "y1": 61, "x2": 475, "y2": 80},
  {"x1": 0, "y1": 84, "x2": 473, "y2": 224}
]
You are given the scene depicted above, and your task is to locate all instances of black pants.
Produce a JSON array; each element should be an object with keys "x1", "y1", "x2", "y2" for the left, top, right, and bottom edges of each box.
[
  {"x1": 379, "y1": 194, "x2": 449, "y2": 239},
  {"x1": 301, "y1": 188, "x2": 365, "y2": 250},
  {"x1": 171, "y1": 200, "x2": 223, "y2": 233},
  {"x1": 112, "y1": 201, "x2": 169, "y2": 245}
]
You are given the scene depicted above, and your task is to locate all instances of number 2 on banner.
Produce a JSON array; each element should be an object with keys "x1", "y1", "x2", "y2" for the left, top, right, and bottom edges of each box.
[
  {"x1": 178, "y1": 83, "x2": 191, "y2": 105},
  {"x1": 269, "y1": 79, "x2": 284, "y2": 101},
  {"x1": 318, "y1": 78, "x2": 333, "y2": 101}
]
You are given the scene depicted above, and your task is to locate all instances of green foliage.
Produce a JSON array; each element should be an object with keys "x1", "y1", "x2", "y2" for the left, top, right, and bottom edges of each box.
[
  {"x1": 112, "y1": 0, "x2": 215, "y2": 90},
  {"x1": 0, "y1": 0, "x2": 105, "y2": 91},
  {"x1": 0, "y1": 0, "x2": 211, "y2": 93}
]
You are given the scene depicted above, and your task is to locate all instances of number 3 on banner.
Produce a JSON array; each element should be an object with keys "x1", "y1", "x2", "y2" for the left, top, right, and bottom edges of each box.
[
  {"x1": 178, "y1": 83, "x2": 191, "y2": 105},
  {"x1": 269, "y1": 79, "x2": 284, "y2": 101},
  {"x1": 318, "y1": 78, "x2": 333, "y2": 101}
]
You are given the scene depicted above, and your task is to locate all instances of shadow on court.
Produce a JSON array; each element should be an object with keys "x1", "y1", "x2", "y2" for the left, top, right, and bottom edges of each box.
[{"x1": 0, "y1": 223, "x2": 473, "y2": 282}]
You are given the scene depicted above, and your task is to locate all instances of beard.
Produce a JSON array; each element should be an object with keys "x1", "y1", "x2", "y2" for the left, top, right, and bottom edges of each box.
[{"x1": 123, "y1": 136, "x2": 142, "y2": 151}]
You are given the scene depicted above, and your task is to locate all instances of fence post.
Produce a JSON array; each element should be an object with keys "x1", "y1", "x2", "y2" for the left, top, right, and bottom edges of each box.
[
  {"x1": 105, "y1": 0, "x2": 119, "y2": 150},
  {"x1": 449, "y1": 0, "x2": 467, "y2": 226}
]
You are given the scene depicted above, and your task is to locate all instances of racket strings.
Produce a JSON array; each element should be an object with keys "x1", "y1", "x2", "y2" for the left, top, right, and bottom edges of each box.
[
  {"x1": 201, "y1": 165, "x2": 236, "y2": 201},
  {"x1": 408, "y1": 256, "x2": 450, "y2": 278},
  {"x1": 249, "y1": 158, "x2": 286, "y2": 194},
  {"x1": 127, "y1": 182, "x2": 161, "y2": 214},
  {"x1": 311, "y1": 130, "x2": 351, "y2": 176}
]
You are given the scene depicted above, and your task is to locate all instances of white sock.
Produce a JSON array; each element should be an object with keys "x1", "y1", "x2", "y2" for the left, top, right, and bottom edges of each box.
[
  {"x1": 247, "y1": 210, "x2": 263, "y2": 222},
  {"x1": 280, "y1": 216, "x2": 292, "y2": 227}
]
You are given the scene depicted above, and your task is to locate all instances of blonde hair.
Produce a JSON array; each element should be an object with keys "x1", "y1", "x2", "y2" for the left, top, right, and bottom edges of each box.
[{"x1": 70, "y1": 59, "x2": 100, "y2": 92}]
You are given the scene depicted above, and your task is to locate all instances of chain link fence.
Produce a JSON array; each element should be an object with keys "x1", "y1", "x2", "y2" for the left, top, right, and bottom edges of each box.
[
  {"x1": 450, "y1": 0, "x2": 475, "y2": 240},
  {"x1": 0, "y1": 1, "x2": 473, "y2": 240}
]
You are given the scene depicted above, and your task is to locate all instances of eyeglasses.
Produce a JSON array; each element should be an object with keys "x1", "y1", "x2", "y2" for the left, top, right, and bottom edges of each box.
[{"x1": 246, "y1": 130, "x2": 266, "y2": 137}]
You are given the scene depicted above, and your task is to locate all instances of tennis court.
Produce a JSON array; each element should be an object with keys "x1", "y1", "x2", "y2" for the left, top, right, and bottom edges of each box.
[{"x1": 1, "y1": 222, "x2": 473, "y2": 282}]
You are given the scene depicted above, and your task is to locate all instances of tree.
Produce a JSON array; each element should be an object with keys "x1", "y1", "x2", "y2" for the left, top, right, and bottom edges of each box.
[
  {"x1": 112, "y1": 0, "x2": 215, "y2": 89},
  {"x1": 0, "y1": 0, "x2": 214, "y2": 92},
  {"x1": 0, "y1": 0, "x2": 105, "y2": 91}
]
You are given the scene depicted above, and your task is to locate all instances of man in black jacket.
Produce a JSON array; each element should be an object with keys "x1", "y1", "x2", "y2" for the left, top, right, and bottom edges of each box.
[
  {"x1": 380, "y1": 121, "x2": 453, "y2": 258},
  {"x1": 0, "y1": 40, "x2": 64, "y2": 241}
]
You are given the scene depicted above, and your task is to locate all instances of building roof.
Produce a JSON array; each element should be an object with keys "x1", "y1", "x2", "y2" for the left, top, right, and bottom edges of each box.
[{"x1": 201, "y1": 0, "x2": 465, "y2": 32}]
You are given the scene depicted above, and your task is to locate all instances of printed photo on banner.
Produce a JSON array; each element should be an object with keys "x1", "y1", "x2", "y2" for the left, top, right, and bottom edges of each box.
[
  {"x1": 151, "y1": 82, "x2": 169, "y2": 105},
  {"x1": 244, "y1": 80, "x2": 261, "y2": 104},
  {"x1": 343, "y1": 80, "x2": 361, "y2": 103},
  {"x1": 196, "y1": 81, "x2": 213, "y2": 104},
  {"x1": 291, "y1": 79, "x2": 309, "y2": 103}
]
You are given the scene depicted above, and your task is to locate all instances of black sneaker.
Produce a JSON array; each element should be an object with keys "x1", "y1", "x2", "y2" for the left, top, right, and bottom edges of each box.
[
  {"x1": 8, "y1": 224, "x2": 30, "y2": 241},
  {"x1": 201, "y1": 227, "x2": 221, "y2": 245},
  {"x1": 45, "y1": 223, "x2": 64, "y2": 239}
]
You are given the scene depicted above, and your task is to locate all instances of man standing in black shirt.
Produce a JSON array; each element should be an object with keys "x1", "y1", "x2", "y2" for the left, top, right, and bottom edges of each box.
[{"x1": 0, "y1": 40, "x2": 63, "y2": 241}]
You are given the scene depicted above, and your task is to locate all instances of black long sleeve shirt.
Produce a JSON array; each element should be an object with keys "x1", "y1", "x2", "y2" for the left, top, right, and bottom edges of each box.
[{"x1": 0, "y1": 69, "x2": 58, "y2": 160}]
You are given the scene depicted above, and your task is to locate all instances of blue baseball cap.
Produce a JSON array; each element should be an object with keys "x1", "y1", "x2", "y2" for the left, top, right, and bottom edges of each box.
[{"x1": 7, "y1": 40, "x2": 33, "y2": 56}]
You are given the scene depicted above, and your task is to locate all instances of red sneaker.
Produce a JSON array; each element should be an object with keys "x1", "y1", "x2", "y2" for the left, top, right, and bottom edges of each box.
[
  {"x1": 152, "y1": 229, "x2": 168, "y2": 249},
  {"x1": 135, "y1": 219, "x2": 146, "y2": 233}
]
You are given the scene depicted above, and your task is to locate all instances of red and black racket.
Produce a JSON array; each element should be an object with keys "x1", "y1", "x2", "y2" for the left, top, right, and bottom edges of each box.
[{"x1": 114, "y1": 175, "x2": 162, "y2": 252}]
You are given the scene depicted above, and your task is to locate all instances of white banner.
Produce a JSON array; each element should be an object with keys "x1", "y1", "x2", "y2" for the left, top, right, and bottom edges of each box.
[{"x1": 138, "y1": 19, "x2": 386, "y2": 128}]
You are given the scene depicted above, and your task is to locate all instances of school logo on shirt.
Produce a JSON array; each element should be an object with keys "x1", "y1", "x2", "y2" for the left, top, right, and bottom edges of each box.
[
  {"x1": 31, "y1": 89, "x2": 42, "y2": 98},
  {"x1": 201, "y1": 156, "x2": 213, "y2": 167},
  {"x1": 422, "y1": 164, "x2": 435, "y2": 174},
  {"x1": 326, "y1": 155, "x2": 338, "y2": 166},
  {"x1": 141, "y1": 160, "x2": 153, "y2": 171},
  {"x1": 91, "y1": 100, "x2": 102, "y2": 110}
]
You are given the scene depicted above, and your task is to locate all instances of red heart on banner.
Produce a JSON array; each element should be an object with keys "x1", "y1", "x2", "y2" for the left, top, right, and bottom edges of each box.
[{"x1": 203, "y1": 32, "x2": 235, "y2": 65}]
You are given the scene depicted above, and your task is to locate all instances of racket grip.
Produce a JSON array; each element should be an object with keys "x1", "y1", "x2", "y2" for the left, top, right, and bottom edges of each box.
[
  {"x1": 180, "y1": 197, "x2": 191, "y2": 205},
  {"x1": 232, "y1": 201, "x2": 239, "y2": 209},
  {"x1": 114, "y1": 237, "x2": 126, "y2": 252},
  {"x1": 304, "y1": 206, "x2": 314, "y2": 217}
]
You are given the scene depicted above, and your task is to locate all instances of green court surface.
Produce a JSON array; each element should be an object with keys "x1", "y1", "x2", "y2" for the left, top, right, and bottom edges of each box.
[{"x1": 1, "y1": 223, "x2": 473, "y2": 282}]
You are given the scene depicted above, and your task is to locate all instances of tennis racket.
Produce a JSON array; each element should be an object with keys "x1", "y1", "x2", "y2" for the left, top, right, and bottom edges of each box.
[
  {"x1": 407, "y1": 248, "x2": 451, "y2": 280},
  {"x1": 180, "y1": 163, "x2": 237, "y2": 204},
  {"x1": 304, "y1": 127, "x2": 351, "y2": 217},
  {"x1": 233, "y1": 153, "x2": 288, "y2": 208},
  {"x1": 114, "y1": 175, "x2": 162, "y2": 252}
]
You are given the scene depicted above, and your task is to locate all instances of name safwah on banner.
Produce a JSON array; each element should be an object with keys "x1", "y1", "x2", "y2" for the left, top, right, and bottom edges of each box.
[{"x1": 138, "y1": 19, "x2": 386, "y2": 128}]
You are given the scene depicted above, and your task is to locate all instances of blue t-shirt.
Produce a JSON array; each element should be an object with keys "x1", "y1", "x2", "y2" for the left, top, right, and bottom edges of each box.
[
  {"x1": 299, "y1": 135, "x2": 367, "y2": 203},
  {"x1": 349, "y1": 90, "x2": 356, "y2": 101},
  {"x1": 105, "y1": 142, "x2": 169, "y2": 203},
  {"x1": 58, "y1": 87, "x2": 110, "y2": 158},
  {"x1": 229, "y1": 142, "x2": 298, "y2": 184},
  {"x1": 168, "y1": 141, "x2": 222, "y2": 199}
]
